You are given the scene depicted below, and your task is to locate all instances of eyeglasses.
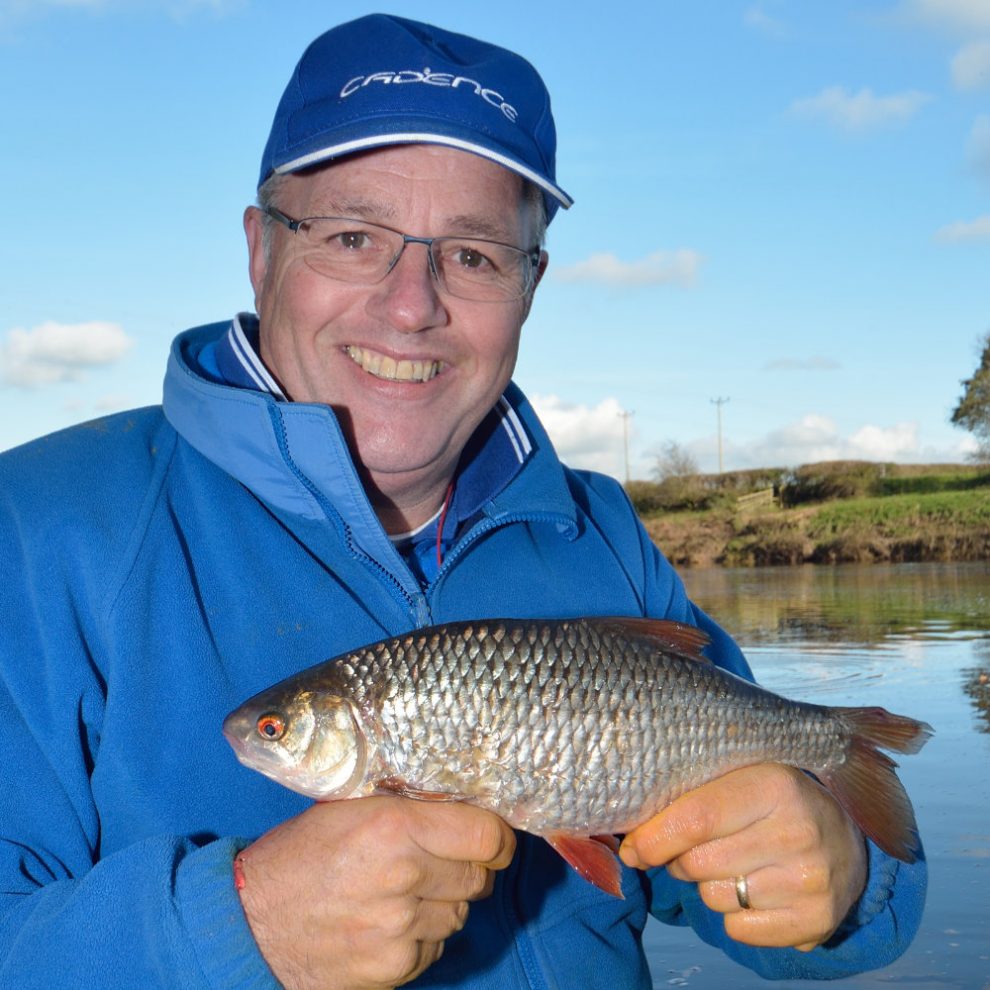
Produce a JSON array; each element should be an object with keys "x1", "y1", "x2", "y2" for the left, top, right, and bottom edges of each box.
[{"x1": 264, "y1": 206, "x2": 541, "y2": 303}]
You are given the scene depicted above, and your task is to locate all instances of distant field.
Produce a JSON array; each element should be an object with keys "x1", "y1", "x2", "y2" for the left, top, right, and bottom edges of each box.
[{"x1": 631, "y1": 462, "x2": 990, "y2": 567}]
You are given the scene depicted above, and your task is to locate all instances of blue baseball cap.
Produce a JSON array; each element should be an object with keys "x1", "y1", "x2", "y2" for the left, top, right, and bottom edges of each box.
[{"x1": 258, "y1": 14, "x2": 572, "y2": 222}]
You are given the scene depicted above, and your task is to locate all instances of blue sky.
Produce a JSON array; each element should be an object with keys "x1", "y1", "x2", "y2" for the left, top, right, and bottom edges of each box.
[{"x1": 1, "y1": 0, "x2": 988, "y2": 479}]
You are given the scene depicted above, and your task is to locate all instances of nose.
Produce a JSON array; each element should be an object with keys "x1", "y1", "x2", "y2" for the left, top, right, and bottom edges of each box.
[{"x1": 367, "y1": 239, "x2": 448, "y2": 333}]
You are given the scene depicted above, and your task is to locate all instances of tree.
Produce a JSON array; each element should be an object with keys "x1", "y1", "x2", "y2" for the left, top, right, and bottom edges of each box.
[
  {"x1": 951, "y1": 331, "x2": 990, "y2": 463},
  {"x1": 649, "y1": 441, "x2": 708, "y2": 510},
  {"x1": 652, "y1": 440, "x2": 699, "y2": 482}
]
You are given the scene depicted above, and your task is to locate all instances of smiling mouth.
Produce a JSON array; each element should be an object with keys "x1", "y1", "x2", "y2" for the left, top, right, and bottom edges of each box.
[{"x1": 345, "y1": 346, "x2": 444, "y2": 383}]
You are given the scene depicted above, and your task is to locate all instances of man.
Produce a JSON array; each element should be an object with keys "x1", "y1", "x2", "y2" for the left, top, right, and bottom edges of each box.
[{"x1": 0, "y1": 14, "x2": 925, "y2": 990}]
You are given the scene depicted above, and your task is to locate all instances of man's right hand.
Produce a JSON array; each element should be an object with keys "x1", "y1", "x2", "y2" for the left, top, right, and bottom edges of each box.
[{"x1": 235, "y1": 797, "x2": 516, "y2": 990}]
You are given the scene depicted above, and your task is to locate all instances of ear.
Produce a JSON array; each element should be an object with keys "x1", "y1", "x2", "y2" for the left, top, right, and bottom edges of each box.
[
  {"x1": 243, "y1": 206, "x2": 268, "y2": 310},
  {"x1": 520, "y1": 249, "x2": 549, "y2": 322},
  {"x1": 533, "y1": 249, "x2": 549, "y2": 290}
]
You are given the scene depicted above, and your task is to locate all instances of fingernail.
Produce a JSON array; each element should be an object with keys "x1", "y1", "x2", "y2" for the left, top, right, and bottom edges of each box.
[{"x1": 618, "y1": 841, "x2": 641, "y2": 870}]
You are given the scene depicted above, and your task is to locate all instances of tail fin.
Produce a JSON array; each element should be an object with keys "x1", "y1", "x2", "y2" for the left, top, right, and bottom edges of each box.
[{"x1": 820, "y1": 707, "x2": 933, "y2": 863}]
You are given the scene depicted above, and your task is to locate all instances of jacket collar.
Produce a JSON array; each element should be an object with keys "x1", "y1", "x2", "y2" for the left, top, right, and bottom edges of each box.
[{"x1": 162, "y1": 321, "x2": 578, "y2": 550}]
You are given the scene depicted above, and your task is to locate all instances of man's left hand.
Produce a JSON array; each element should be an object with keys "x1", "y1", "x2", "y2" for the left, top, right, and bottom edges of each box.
[{"x1": 618, "y1": 763, "x2": 867, "y2": 951}]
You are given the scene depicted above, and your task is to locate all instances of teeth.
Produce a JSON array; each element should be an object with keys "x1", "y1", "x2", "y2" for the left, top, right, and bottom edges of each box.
[{"x1": 345, "y1": 346, "x2": 442, "y2": 383}]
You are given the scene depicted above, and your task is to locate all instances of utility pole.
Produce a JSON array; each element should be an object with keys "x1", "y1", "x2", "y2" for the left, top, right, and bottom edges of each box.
[
  {"x1": 710, "y1": 397, "x2": 729, "y2": 473},
  {"x1": 618, "y1": 409, "x2": 634, "y2": 484}
]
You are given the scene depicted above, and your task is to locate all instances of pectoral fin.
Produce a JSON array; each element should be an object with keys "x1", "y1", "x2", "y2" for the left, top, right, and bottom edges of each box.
[
  {"x1": 374, "y1": 776, "x2": 462, "y2": 801},
  {"x1": 544, "y1": 832, "x2": 625, "y2": 898}
]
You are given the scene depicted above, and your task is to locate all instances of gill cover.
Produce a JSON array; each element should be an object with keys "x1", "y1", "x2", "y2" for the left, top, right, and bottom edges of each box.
[{"x1": 301, "y1": 695, "x2": 368, "y2": 800}]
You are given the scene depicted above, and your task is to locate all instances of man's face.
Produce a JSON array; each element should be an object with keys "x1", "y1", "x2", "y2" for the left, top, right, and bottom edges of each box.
[{"x1": 245, "y1": 144, "x2": 545, "y2": 523}]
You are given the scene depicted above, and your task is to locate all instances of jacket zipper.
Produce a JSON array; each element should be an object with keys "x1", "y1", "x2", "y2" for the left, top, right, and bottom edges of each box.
[
  {"x1": 267, "y1": 405, "x2": 430, "y2": 624},
  {"x1": 432, "y1": 510, "x2": 575, "y2": 587}
]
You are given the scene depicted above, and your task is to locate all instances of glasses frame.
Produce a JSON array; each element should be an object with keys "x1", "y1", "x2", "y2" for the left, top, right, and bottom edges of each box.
[{"x1": 263, "y1": 206, "x2": 542, "y2": 303}]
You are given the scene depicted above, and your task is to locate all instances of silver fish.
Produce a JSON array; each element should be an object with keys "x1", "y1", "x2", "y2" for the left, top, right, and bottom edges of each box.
[{"x1": 223, "y1": 617, "x2": 932, "y2": 896}]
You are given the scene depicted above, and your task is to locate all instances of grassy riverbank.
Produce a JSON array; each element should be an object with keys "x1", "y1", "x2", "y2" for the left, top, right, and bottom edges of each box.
[{"x1": 629, "y1": 461, "x2": 990, "y2": 567}]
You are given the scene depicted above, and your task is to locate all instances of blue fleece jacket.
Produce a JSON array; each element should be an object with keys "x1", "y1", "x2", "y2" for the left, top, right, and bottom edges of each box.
[{"x1": 0, "y1": 321, "x2": 926, "y2": 989}]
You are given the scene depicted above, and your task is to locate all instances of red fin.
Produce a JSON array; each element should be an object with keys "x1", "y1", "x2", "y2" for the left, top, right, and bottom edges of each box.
[
  {"x1": 836, "y1": 706, "x2": 934, "y2": 756},
  {"x1": 595, "y1": 617, "x2": 712, "y2": 663},
  {"x1": 821, "y1": 708, "x2": 934, "y2": 863},
  {"x1": 544, "y1": 832, "x2": 625, "y2": 898},
  {"x1": 592, "y1": 834, "x2": 621, "y2": 853},
  {"x1": 374, "y1": 777, "x2": 460, "y2": 802}
]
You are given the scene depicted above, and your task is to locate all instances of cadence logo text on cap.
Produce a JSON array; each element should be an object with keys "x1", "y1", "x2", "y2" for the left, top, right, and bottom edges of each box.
[{"x1": 340, "y1": 67, "x2": 519, "y2": 123}]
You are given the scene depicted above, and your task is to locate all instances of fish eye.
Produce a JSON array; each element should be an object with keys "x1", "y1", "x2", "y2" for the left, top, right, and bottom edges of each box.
[{"x1": 256, "y1": 713, "x2": 287, "y2": 741}]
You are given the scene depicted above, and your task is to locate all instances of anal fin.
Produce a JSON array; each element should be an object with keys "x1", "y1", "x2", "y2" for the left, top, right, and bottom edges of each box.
[{"x1": 544, "y1": 832, "x2": 625, "y2": 899}]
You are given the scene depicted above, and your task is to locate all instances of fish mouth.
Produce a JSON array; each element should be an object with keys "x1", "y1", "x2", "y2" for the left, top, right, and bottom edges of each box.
[
  {"x1": 222, "y1": 713, "x2": 261, "y2": 764},
  {"x1": 345, "y1": 345, "x2": 444, "y2": 383}
]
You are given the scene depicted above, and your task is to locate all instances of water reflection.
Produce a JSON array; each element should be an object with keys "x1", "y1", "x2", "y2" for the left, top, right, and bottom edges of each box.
[
  {"x1": 682, "y1": 561, "x2": 990, "y2": 646},
  {"x1": 684, "y1": 562, "x2": 990, "y2": 725},
  {"x1": 644, "y1": 561, "x2": 990, "y2": 989},
  {"x1": 961, "y1": 665, "x2": 990, "y2": 734}
]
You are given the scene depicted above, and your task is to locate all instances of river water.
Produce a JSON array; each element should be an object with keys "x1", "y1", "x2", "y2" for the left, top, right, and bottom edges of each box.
[{"x1": 643, "y1": 561, "x2": 990, "y2": 989}]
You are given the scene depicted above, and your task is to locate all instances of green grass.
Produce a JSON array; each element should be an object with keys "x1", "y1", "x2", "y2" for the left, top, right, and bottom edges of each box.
[
  {"x1": 638, "y1": 481, "x2": 990, "y2": 567},
  {"x1": 807, "y1": 490, "x2": 990, "y2": 540}
]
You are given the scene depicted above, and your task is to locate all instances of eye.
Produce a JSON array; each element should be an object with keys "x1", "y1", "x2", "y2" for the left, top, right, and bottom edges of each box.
[
  {"x1": 335, "y1": 230, "x2": 371, "y2": 250},
  {"x1": 256, "y1": 713, "x2": 287, "y2": 741},
  {"x1": 453, "y1": 246, "x2": 490, "y2": 270}
]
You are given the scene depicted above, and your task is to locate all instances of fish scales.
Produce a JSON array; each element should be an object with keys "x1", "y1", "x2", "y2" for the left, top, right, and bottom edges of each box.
[
  {"x1": 319, "y1": 620, "x2": 841, "y2": 834},
  {"x1": 224, "y1": 615, "x2": 933, "y2": 893}
]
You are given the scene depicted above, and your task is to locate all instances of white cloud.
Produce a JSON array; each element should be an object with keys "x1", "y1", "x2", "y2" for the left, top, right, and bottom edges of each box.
[
  {"x1": 529, "y1": 394, "x2": 629, "y2": 478},
  {"x1": 0, "y1": 320, "x2": 133, "y2": 388},
  {"x1": 710, "y1": 414, "x2": 953, "y2": 470},
  {"x1": 951, "y1": 39, "x2": 990, "y2": 88},
  {"x1": 552, "y1": 250, "x2": 703, "y2": 287},
  {"x1": 935, "y1": 213, "x2": 990, "y2": 241},
  {"x1": 790, "y1": 86, "x2": 932, "y2": 131},
  {"x1": 529, "y1": 401, "x2": 971, "y2": 480},
  {"x1": 744, "y1": 4, "x2": 786, "y2": 37},
  {"x1": 901, "y1": 0, "x2": 990, "y2": 34},
  {"x1": 847, "y1": 421, "x2": 922, "y2": 460},
  {"x1": 967, "y1": 114, "x2": 990, "y2": 178}
]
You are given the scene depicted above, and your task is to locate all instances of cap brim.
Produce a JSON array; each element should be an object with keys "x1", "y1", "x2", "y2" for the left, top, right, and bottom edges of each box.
[{"x1": 273, "y1": 131, "x2": 573, "y2": 212}]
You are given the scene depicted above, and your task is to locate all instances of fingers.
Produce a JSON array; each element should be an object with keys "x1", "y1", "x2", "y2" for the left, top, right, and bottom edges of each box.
[
  {"x1": 408, "y1": 799, "x2": 516, "y2": 871},
  {"x1": 377, "y1": 845, "x2": 498, "y2": 903},
  {"x1": 691, "y1": 862, "x2": 848, "y2": 951},
  {"x1": 370, "y1": 888, "x2": 470, "y2": 944},
  {"x1": 696, "y1": 863, "x2": 822, "y2": 916},
  {"x1": 235, "y1": 797, "x2": 516, "y2": 990},
  {"x1": 619, "y1": 764, "x2": 778, "y2": 870},
  {"x1": 618, "y1": 764, "x2": 869, "y2": 952}
]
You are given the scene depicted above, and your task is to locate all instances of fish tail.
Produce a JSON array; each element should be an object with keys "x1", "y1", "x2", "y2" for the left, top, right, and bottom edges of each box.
[
  {"x1": 836, "y1": 706, "x2": 934, "y2": 756},
  {"x1": 819, "y1": 707, "x2": 933, "y2": 863}
]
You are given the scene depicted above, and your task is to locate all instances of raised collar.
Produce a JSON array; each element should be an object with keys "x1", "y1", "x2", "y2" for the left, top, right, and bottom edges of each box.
[{"x1": 163, "y1": 320, "x2": 578, "y2": 560}]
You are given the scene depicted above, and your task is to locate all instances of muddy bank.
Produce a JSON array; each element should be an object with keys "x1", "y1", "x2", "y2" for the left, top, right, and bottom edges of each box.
[{"x1": 640, "y1": 494, "x2": 990, "y2": 568}]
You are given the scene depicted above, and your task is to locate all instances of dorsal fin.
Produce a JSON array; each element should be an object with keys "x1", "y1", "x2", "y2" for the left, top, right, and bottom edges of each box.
[{"x1": 590, "y1": 617, "x2": 713, "y2": 664}]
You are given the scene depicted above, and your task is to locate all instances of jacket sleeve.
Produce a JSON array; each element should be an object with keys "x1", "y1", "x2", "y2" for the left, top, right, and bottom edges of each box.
[
  {"x1": 0, "y1": 437, "x2": 280, "y2": 990},
  {"x1": 636, "y1": 519, "x2": 928, "y2": 980}
]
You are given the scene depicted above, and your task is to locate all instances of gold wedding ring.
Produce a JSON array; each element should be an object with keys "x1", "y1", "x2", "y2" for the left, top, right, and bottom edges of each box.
[{"x1": 735, "y1": 874, "x2": 753, "y2": 910}]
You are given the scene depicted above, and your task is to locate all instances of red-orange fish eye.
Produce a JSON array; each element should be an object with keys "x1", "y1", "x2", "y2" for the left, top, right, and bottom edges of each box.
[{"x1": 256, "y1": 713, "x2": 286, "y2": 741}]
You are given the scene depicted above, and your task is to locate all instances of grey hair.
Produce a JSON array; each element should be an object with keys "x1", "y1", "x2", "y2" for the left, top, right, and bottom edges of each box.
[
  {"x1": 256, "y1": 172, "x2": 289, "y2": 263},
  {"x1": 524, "y1": 180, "x2": 549, "y2": 249}
]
